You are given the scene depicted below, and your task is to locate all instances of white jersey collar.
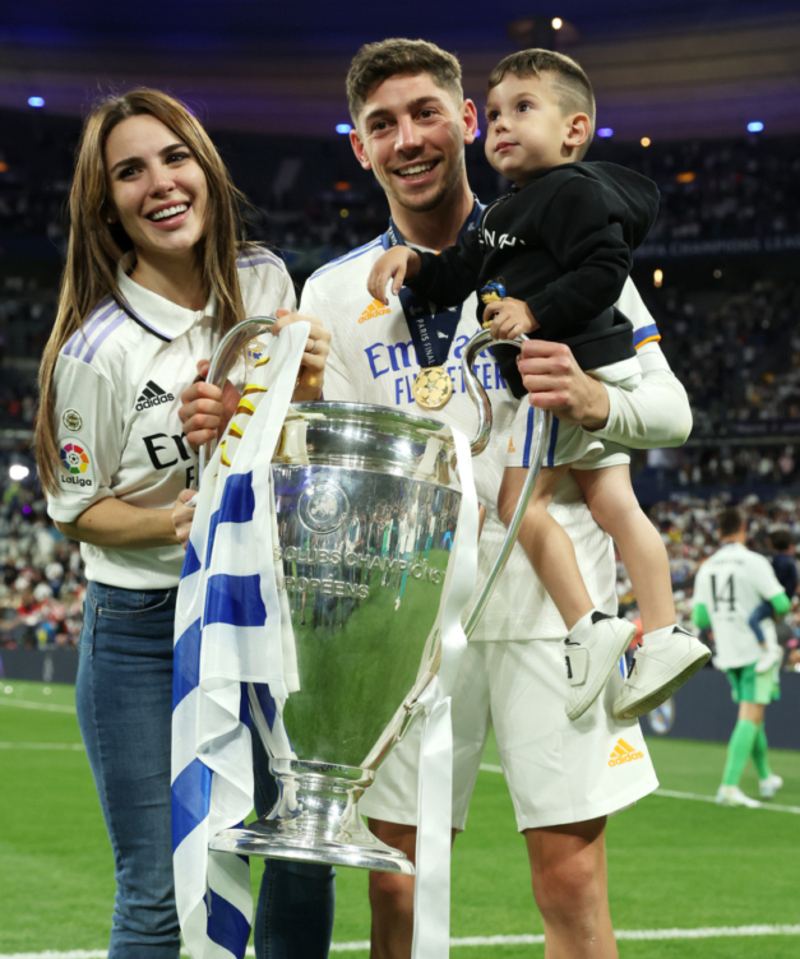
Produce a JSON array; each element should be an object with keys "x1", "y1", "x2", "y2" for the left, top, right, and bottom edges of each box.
[{"x1": 116, "y1": 252, "x2": 216, "y2": 342}]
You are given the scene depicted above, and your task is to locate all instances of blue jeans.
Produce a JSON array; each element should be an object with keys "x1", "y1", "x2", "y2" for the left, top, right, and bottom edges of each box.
[
  {"x1": 252, "y1": 731, "x2": 336, "y2": 958},
  {"x1": 749, "y1": 600, "x2": 773, "y2": 646},
  {"x1": 76, "y1": 581, "x2": 180, "y2": 959}
]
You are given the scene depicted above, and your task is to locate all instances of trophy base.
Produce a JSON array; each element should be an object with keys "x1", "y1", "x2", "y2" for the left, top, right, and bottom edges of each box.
[
  {"x1": 209, "y1": 759, "x2": 415, "y2": 875},
  {"x1": 210, "y1": 815, "x2": 415, "y2": 874}
]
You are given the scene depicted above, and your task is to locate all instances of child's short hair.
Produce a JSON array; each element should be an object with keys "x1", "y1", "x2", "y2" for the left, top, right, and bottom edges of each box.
[
  {"x1": 487, "y1": 49, "x2": 596, "y2": 158},
  {"x1": 718, "y1": 507, "x2": 745, "y2": 538},
  {"x1": 347, "y1": 38, "x2": 464, "y2": 124}
]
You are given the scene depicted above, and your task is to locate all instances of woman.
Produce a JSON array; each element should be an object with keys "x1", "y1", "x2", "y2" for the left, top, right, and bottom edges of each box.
[{"x1": 35, "y1": 88, "x2": 332, "y2": 958}]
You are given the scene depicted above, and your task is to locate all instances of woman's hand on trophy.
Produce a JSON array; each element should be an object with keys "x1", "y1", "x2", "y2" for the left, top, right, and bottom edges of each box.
[
  {"x1": 179, "y1": 360, "x2": 241, "y2": 451},
  {"x1": 271, "y1": 308, "x2": 330, "y2": 401}
]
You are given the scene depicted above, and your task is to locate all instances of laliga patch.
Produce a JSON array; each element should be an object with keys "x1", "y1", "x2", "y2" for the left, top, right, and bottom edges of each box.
[
  {"x1": 62, "y1": 409, "x2": 83, "y2": 432},
  {"x1": 58, "y1": 438, "x2": 96, "y2": 490}
]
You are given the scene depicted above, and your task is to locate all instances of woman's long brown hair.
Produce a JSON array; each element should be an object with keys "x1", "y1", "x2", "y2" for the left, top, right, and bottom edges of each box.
[{"x1": 36, "y1": 88, "x2": 253, "y2": 494}]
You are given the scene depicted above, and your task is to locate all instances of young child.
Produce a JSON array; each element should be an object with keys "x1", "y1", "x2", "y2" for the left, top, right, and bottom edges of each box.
[{"x1": 367, "y1": 48, "x2": 710, "y2": 721}]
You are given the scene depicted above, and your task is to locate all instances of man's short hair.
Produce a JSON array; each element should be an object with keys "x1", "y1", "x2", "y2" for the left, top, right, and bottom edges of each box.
[
  {"x1": 718, "y1": 506, "x2": 744, "y2": 538},
  {"x1": 770, "y1": 528, "x2": 792, "y2": 552},
  {"x1": 347, "y1": 38, "x2": 464, "y2": 124},
  {"x1": 487, "y1": 48, "x2": 596, "y2": 158}
]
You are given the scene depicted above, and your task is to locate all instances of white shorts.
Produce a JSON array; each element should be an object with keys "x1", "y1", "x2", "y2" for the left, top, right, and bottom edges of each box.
[
  {"x1": 507, "y1": 357, "x2": 641, "y2": 471},
  {"x1": 359, "y1": 636, "x2": 659, "y2": 832}
]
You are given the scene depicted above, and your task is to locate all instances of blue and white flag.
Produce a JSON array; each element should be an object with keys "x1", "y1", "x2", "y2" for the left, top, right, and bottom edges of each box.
[{"x1": 171, "y1": 321, "x2": 310, "y2": 959}]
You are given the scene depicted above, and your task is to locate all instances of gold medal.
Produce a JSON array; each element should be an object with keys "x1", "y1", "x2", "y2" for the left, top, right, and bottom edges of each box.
[{"x1": 412, "y1": 366, "x2": 454, "y2": 411}]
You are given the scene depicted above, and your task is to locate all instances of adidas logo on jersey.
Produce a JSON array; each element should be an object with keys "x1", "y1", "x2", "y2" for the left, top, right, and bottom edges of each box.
[
  {"x1": 358, "y1": 299, "x2": 391, "y2": 323},
  {"x1": 608, "y1": 738, "x2": 644, "y2": 767},
  {"x1": 136, "y1": 381, "x2": 175, "y2": 411},
  {"x1": 508, "y1": 437, "x2": 516, "y2": 453}
]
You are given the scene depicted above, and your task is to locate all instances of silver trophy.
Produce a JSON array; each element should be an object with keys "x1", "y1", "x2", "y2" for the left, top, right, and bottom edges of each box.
[{"x1": 205, "y1": 319, "x2": 548, "y2": 874}]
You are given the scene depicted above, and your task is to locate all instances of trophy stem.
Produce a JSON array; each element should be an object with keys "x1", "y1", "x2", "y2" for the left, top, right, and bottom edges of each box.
[{"x1": 209, "y1": 759, "x2": 415, "y2": 875}]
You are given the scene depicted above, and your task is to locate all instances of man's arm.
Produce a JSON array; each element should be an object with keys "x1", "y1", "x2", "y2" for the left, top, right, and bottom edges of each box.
[{"x1": 517, "y1": 278, "x2": 693, "y2": 449}]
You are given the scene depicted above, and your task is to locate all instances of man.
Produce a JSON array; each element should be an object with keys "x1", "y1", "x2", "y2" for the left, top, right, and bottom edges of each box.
[
  {"x1": 692, "y1": 506, "x2": 790, "y2": 807},
  {"x1": 299, "y1": 39, "x2": 694, "y2": 958}
]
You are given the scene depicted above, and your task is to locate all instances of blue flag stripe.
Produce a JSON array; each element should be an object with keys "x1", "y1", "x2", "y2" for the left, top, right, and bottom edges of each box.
[
  {"x1": 207, "y1": 886, "x2": 251, "y2": 956},
  {"x1": 172, "y1": 757, "x2": 212, "y2": 850},
  {"x1": 205, "y1": 573, "x2": 267, "y2": 628},
  {"x1": 173, "y1": 617, "x2": 202, "y2": 708},
  {"x1": 183, "y1": 539, "x2": 202, "y2": 578}
]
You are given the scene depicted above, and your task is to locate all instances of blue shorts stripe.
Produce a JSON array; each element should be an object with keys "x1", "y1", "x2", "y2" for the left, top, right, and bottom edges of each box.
[
  {"x1": 546, "y1": 417, "x2": 560, "y2": 467},
  {"x1": 522, "y1": 405, "x2": 535, "y2": 468}
]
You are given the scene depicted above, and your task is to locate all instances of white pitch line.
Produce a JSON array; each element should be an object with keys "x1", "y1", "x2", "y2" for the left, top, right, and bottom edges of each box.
[
  {"x1": 479, "y1": 764, "x2": 800, "y2": 815},
  {"x1": 0, "y1": 699, "x2": 76, "y2": 714},
  {"x1": 654, "y1": 788, "x2": 800, "y2": 815},
  {"x1": 0, "y1": 742, "x2": 84, "y2": 751},
  {"x1": 3, "y1": 925, "x2": 800, "y2": 957}
]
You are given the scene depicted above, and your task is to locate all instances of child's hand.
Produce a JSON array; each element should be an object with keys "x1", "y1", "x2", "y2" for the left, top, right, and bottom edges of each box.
[
  {"x1": 482, "y1": 297, "x2": 539, "y2": 340},
  {"x1": 367, "y1": 248, "x2": 421, "y2": 304}
]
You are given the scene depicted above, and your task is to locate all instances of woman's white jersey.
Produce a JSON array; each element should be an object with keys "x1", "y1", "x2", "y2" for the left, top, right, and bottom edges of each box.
[{"x1": 46, "y1": 248, "x2": 295, "y2": 590}]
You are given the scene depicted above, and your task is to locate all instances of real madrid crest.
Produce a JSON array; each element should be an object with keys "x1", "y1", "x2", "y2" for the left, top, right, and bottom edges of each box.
[{"x1": 412, "y1": 366, "x2": 454, "y2": 411}]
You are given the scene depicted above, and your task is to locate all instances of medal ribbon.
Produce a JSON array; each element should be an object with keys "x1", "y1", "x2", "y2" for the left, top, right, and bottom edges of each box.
[{"x1": 383, "y1": 200, "x2": 483, "y2": 370}]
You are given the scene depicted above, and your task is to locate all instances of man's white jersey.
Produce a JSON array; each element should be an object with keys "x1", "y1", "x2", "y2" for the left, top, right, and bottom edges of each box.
[
  {"x1": 46, "y1": 247, "x2": 295, "y2": 590},
  {"x1": 301, "y1": 230, "x2": 675, "y2": 640},
  {"x1": 693, "y1": 542, "x2": 785, "y2": 668}
]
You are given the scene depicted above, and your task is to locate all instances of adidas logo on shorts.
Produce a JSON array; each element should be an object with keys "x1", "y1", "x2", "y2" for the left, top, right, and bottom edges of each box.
[
  {"x1": 136, "y1": 380, "x2": 175, "y2": 411},
  {"x1": 608, "y1": 738, "x2": 644, "y2": 767}
]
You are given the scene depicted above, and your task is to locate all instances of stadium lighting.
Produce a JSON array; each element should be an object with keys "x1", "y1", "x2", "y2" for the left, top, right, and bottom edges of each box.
[
  {"x1": 28, "y1": 96, "x2": 45, "y2": 108},
  {"x1": 9, "y1": 464, "x2": 29, "y2": 481},
  {"x1": 640, "y1": 137, "x2": 651, "y2": 147},
  {"x1": 335, "y1": 123, "x2": 352, "y2": 135},
  {"x1": 551, "y1": 17, "x2": 563, "y2": 29},
  {"x1": 597, "y1": 128, "x2": 613, "y2": 138},
  {"x1": 653, "y1": 269, "x2": 663, "y2": 288},
  {"x1": 747, "y1": 121, "x2": 764, "y2": 133}
]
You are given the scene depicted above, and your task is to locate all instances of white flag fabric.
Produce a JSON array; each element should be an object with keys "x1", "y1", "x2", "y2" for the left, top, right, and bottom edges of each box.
[
  {"x1": 171, "y1": 321, "x2": 310, "y2": 959},
  {"x1": 411, "y1": 425, "x2": 478, "y2": 959}
]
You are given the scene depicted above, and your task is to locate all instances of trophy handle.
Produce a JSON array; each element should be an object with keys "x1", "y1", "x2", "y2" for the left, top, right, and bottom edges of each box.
[
  {"x1": 198, "y1": 316, "x2": 277, "y2": 483},
  {"x1": 460, "y1": 329, "x2": 551, "y2": 639}
]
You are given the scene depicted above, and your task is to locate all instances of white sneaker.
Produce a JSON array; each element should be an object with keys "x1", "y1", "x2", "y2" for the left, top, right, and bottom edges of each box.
[
  {"x1": 612, "y1": 627, "x2": 712, "y2": 720},
  {"x1": 715, "y1": 785, "x2": 761, "y2": 808},
  {"x1": 565, "y1": 613, "x2": 637, "y2": 721},
  {"x1": 759, "y1": 774, "x2": 783, "y2": 799}
]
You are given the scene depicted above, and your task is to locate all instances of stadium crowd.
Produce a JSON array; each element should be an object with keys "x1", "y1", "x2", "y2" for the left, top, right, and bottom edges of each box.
[{"x1": 0, "y1": 108, "x2": 798, "y2": 659}]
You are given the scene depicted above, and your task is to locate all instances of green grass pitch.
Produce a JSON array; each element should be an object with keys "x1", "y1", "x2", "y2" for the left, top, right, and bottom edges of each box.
[{"x1": 1, "y1": 680, "x2": 799, "y2": 956}]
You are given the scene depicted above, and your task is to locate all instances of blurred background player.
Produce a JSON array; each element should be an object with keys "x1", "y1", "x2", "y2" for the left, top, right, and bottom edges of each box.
[{"x1": 692, "y1": 506, "x2": 791, "y2": 807}]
